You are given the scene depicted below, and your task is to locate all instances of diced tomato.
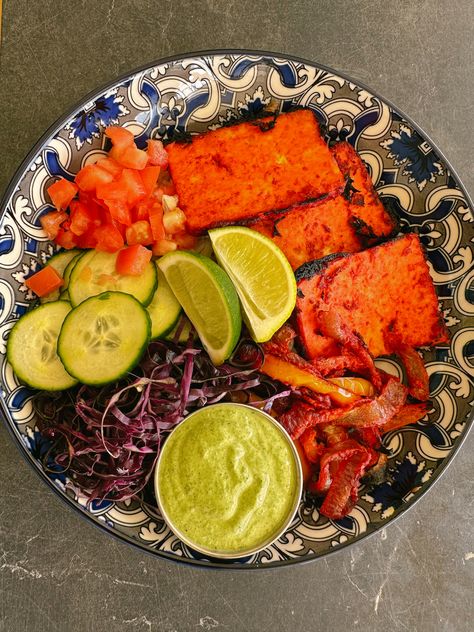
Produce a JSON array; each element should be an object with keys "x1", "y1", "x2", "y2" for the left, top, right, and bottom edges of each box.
[
  {"x1": 93, "y1": 223, "x2": 124, "y2": 252},
  {"x1": 173, "y1": 232, "x2": 197, "y2": 250},
  {"x1": 25, "y1": 265, "x2": 63, "y2": 297},
  {"x1": 76, "y1": 228, "x2": 98, "y2": 249},
  {"x1": 125, "y1": 220, "x2": 154, "y2": 246},
  {"x1": 148, "y1": 203, "x2": 165, "y2": 241},
  {"x1": 133, "y1": 200, "x2": 151, "y2": 222},
  {"x1": 55, "y1": 228, "x2": 77, "y2": 250},
  {"x1": 147, "y1": 139, "x2": 168, "y2": 168},
  {"x1": 95, "y1": 157, "x2": 123, "y2": 178},
  {"x1": 105, "y1": 126, "x2": 135, "y2": 150},
  {"x1": 120, "y1": 169, "x2": 146, "y2": 206},
  {"x1": 69, "y1": 200, "x2": 101, "y2": 236},
  {"x1": 75, "y1": 164, "x2": 114, "y2": 192},
  {"x1": 110, "y1": 145, "x2": 148, "y2": 170},
  {"x1": 152, "y1": 239, "x2": 177, "y2": 256},
  {"x1": 116, "y1": 244, "x2": 152, "y2": 276},
  {"x1": 163, "y1": 208, "x2": 186, "y2": 234},
  {"x1": 107, "y1": 201, "x2": 132, "y2": 227},
  {"x1": 96, "y1": 178, "x2": 129, "y2": 202},
  {"x1": 47, "y1": 178, "x2": 78, "y2": 210},
  {"x1": 140, "y1": 166, "x2": 161, "y2": 197},
  {"x1": 40, "y1": 211, "x2": 68, "y2": 239}
]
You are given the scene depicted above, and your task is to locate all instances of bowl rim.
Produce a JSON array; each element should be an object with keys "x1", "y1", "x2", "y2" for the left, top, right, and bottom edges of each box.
[
  {"x1": 1, "y1": 48, "x2": 473, "y2": 570},
  {"x1": 154, "y1": 402, "x2": 303, "y2": 560}
]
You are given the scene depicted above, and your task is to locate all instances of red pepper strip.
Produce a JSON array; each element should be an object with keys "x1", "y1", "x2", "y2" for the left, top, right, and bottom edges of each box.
[
  {"x1": 323, "y1": 376, "x2": 407, "y2": 428},
  {"x1": 313, "y1": 439, "x2": 367, "y2": 494},
  {"x1": 261, "y1": 324, "x2": 297, "y2": 355},
  {"x1": 299, "y1": 428, "x2": 325, "y2": 464},
  {"x1": 316, "y1": 310, "x2": 382, "y2": 390},
  {"x1": 280, "y1": 401, "x2": 331, "y2": 439},
  {"x1": 320, "y1": 450, "x2": 373, "y2": 520},
  {"x1": 397, "y1": 345, "x2": 430, "y2": 401},
  {"x1": 261, "y1": 354, "x2": 359, "y2": 406},
  {"x1": 353, "y1": 426, "x2": 382, "y2": 449},
  {"x1": 381, "y1": 402, "x2": 429, "y2": 433}
]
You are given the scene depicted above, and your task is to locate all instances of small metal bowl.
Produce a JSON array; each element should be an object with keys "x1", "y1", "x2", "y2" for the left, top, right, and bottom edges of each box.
[{"x1": 154, "y1": 402, "x2": 303, "y2": 560}]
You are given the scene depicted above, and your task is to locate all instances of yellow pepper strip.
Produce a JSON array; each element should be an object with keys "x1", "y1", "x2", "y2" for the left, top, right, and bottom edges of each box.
[
  {"x1": 261, "y1": 354, "x2": 360, "y2": 406},
  {"x1": 328, "y1": 377, "x2": 375, "y2": 397}
]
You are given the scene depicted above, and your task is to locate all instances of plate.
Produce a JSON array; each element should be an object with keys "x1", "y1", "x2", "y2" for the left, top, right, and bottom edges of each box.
[{"x1": 1, "y1": 50, "x2": 473, "y2": 569}]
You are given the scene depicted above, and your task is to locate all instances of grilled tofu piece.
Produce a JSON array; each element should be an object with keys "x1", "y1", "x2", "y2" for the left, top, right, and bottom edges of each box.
[
  {"x1": 166, "y1": 109, "x2": 345, "y2": 234},
  {"x1": 249, "y1": 141, "x2": 397, "y2": 269},
  {"x1": 332, "y1": 142, "x2": 398, "y2": 239},
  {"x1": 296, "y1": 233, "x2": 449, "y2": 359},
  {"x1": 248, "y1": 196, "x2": 361, "y2": 270}
]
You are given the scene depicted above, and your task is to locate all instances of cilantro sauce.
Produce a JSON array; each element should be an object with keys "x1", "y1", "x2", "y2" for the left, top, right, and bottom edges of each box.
[{"x1": 156, "y1": 403, "x2": 301, "y2": 555}]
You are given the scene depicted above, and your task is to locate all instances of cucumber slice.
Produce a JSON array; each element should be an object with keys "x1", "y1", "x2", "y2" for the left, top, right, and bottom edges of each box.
[
  {"x1": 58, "y1": 291, "x2": 151, "y2": 385},
  {"x1": 68, "y1": 250, "x2": 157, "y2": 307},
  {"x1": 40, "y1": 249, "x2": 81, "y2": 304},
  {"x1": 147, "y1": 265, "x2": 182, "y2": 339},
  {"x1": 7, "y1": 301, "x2": 78, "y2": 390},
  {"x1": 60, "y1": 290, "x2": 70, "y2": 301},
  {"x1": 63, "y1": 251, "x2": 84, "y2": 288}
]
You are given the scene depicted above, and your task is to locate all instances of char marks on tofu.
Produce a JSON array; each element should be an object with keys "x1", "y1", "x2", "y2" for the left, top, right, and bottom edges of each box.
[
  {"x1": 166, "y1": 109, "x2": 344, "y2": 234},
  {"x1": 296, "y1": 233, "x2": 449, "y2": 359}
]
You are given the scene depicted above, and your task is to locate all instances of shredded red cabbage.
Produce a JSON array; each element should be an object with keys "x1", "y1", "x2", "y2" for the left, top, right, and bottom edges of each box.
[{"x1": 34, "y1": 339, "x2": 290, "y2": 503}]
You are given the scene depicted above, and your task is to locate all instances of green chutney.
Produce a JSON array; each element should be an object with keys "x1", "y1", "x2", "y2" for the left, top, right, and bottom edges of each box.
[{"x1": 156, "y1": 403, "x2": 300, "y2": 555}]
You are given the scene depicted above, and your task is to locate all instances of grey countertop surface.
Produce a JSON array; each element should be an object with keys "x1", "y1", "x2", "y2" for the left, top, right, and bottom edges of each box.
[{"x1": 1, "y1": 2, "x2": 473, "y2": 631}]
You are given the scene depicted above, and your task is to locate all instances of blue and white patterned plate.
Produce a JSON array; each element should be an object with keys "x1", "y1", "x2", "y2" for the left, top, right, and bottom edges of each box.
[{"x1": 1, "y1": 51, "x2": 473, "y2": 569}]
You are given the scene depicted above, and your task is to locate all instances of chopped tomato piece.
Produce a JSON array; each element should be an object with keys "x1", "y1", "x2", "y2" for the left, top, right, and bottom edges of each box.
[
  {"x1": 133, "y1": 200, "x2": 151, "y2": 222},
  {"x1": 96, "y1": 178, "x2": 129, "y2": 202},
  {"x1": 93, "y1": 223, "x2": 124, "y2": 252},
  {"x1": 147, "y1": 139, "x2": 168, "y2": 168},
  {"x1": 55, "y1": 228, "x2": 77, "y2": 250},
  {"x1": 110, "y1": 145, "x2": 148, "y2": 170},
  {"x1": 69, "y1": 200, "x2": 101, "y2": 236},
  {"x1": 140, "y1": 166, "x2": 161, "y2": 197},
  {"x1": 125, "y1": 220, "x2": 154, "y2": 246},
  {"x1": 75, "y1": 164, "x2": 114, "y2": 192},
  {"x1": 76, "y1": 228, "x2": 98, "y2": 249},
  {"x1": 47, "y1": 178, "x2": 78, "y2": 210},
  {"x1": 120, "y1": 169, "x2": 146, "y2": 206},
  {"x1": 107, "y1": 201, "x2": 132, "y2": 227},
  {"x1": 156, "y1": 168, "x2": 176, "y2": 195},
  {"x1": 25, "y1": 265, "x2": 63, "y2": 297},
  {"x1": 116, "y1": 244, "x2": 152, "y2": 276},
  {"x1": 105, "y1": 126, "x2": 135, "y2": 150},
  {"x1": 148, "y1": 203, "x2": 166, "y2": 241},
  {"x1": 95, "y1": 157, "x2": 123, "y2": 178},
  {"x1": 152, "y1": 239, "x2": 177, "y2": 256},
  {"x1": 40, "y1": 211, "x2": 68, "y2": 239}
]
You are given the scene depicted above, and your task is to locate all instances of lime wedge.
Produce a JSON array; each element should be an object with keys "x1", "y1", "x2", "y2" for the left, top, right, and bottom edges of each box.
[
  {"x1": 157, "y1": 251, "x2": 241, "y2": 365},
  {"x1": 209, "y1": 227, "x2": 297, "y2": 342}
]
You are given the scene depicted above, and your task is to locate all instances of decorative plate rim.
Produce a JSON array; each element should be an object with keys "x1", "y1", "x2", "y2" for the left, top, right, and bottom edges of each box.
[{"x1": 1, "y1": 48, "x2": 473, "y2": 570}]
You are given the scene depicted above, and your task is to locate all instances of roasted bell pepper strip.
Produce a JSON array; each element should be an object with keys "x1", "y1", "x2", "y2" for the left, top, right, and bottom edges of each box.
[
  {"x1": 299, "y1": 428, "x2": 325, "y2": 464},
  {"x1": 381, "y1": 402, "x2": 429, "y2": 433},
  {"x1": 323, "y1": 376, "x2": 407, "y2": 428},
  {"x1": 25, "y1": 266, "x2": 63, "y2": 297},
  {"x1": 319, "y1": 450, "x2": 373, "y2": 519},
  {"x1": 328, "y1": 377, "x2": 375, "y2": 397},
  {"x1": 313, "y1": 439, "x2": 368, "y2": 494},
  {"x1": 261, "y1": 354, "x2": 359, "y2": 406},
  {"x1": 397, "y1": 345, "x2": 430, "y2": 401},
  {"x1": 317, "y1": 311, "x2": 382, "y2": 390},
  {"x1": 293, "y1": 439, "x2": 312, "y2": 485}
]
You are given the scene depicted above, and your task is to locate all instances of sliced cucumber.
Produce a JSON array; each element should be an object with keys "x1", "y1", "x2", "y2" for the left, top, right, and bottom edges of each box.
[
  {"x1": 63, "y1": 251, "x2": 84, "y2": 288},
  {"x1": 68, "y1": 250, "x2": 157, "y2": 307},
  {"x1": 58, "y1": 291, "x2": 151, "y2": 385},
  {"x1": 40, "y1": 249, "x2": 81, "y2": 304},
  {"x1": 165, "y1": 315, "x2": 197, "y2": 344},
  {"x1": 7, "y1": 301, "x2": 78, "y2": 390},
  {"x1": 147, "y1": 265, "x2": 182, "y2": 339}
]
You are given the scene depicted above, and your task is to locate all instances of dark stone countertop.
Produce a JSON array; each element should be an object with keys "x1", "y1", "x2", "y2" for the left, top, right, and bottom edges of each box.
[{"x1": 1, "y1": 2, "x2": 473, "y2": 630}]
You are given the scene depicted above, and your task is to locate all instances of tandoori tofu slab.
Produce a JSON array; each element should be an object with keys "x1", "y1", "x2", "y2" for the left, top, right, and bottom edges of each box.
[
  {"x1": 166, "y1": 109, "x2": 344, "y2": 234},
  {"x1": 296, "y1": 233, "x2": 449, "y2": 359}
]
